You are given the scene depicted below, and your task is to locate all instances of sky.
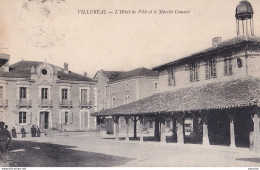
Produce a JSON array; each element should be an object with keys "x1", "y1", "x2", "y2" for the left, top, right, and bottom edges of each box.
[{"x1": 0, "y1": 0, "x2": 259, "y2": 78}]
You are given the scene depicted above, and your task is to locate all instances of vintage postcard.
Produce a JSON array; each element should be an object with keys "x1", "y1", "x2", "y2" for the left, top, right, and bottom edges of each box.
[{"x1": 0, "y1": 0, "x2": 260, "y2": 168}]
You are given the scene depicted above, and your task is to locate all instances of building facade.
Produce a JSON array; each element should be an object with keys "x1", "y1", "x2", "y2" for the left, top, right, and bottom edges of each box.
[
  {"x1": 0, "y1": 59, "x2": 97, "y2": 134},
  {"x1": 93, "y1": 0, "x2": 260, "y2": 152},
  {"x1": 94, "y1": 67, "x2": 159, "y2": 133}
]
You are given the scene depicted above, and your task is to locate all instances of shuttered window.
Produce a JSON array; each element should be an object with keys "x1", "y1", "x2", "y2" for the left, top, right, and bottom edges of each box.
[
  {"x1": 224, "y1": 57, "x2": 232, "y2": 75},
  {"x1": 0, "y1": 87, "x2": 3, "y2": 99},
  {"x1": 62, "y1": 89, "x2": 68, "y2": 100},
  {"x1": 205, "y1": 59, "x2": 217, "y2": 79},
  {"x1": 168, "y1": 68, "x2": 175, "y2": 86},
  {"x1": 190, "y1": 62, "x2": 199, "y2": 82},
  {"x1": 19, "y1": 112, "x2": 26, "y2": 124},
  {"x1": 20, "y1": 87, "x2": 27, "y2": 99},
  {"x1": 41, "y1": 88, "x2": 48, "y2": 99},
  {"x1": 81, "y1": 89, "x2": 88, "y2": 103}
]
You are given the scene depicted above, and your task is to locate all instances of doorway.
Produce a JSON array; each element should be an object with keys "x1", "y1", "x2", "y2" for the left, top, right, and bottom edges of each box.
[{"x1": 40, "y1": 111, "x2": 49, "y2": 129}]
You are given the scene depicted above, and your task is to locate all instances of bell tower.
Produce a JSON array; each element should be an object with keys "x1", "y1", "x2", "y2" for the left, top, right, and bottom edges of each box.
[{"x1": 235, "y1": 0, "x2": 254, "y2": 36}]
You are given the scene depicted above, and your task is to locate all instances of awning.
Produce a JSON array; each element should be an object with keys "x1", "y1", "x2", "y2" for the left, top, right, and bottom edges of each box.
[{"x1": 91, "y1": 77, "x2": 260, "y2": 116}]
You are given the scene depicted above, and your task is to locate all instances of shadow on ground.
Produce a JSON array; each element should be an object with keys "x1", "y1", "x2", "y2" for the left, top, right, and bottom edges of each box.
[{"x1": 8, "y1": 140, "x2": 134, "y2": 167}]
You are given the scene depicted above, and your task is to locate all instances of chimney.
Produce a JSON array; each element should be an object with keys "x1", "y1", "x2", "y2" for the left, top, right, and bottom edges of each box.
[
  {"x1": 3, "y1": 61, "x2": 9, "y2": 72},
  {"x1": 64, "y1": 62, "x2": 69, "y2": 74},
  {"x1": 84, "y1": 72, "x2": 88, "y2": 77},
  {"x1": 212, "y1": 37, "x2": 222, "y2": 47}
]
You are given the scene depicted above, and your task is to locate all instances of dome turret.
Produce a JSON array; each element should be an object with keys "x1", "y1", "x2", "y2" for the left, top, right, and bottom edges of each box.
[
  {"x1": 235, "y1": 0, "x2": 254, "y2": 36},
  {"x1": 235, "y1": 0, "x2": 254, "y2": 20}
]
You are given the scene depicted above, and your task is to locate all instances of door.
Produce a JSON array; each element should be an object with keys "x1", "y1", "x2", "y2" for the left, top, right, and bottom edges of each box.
[
  {"x1": 106, "y1": 118, "x2": 114, "y2": 134},
  {"x1": 40, "y1": 111, "x2": 49, "y2": 129},
  {"x1": 81, "y1": 111, "x2": 88, "y2": 130}
]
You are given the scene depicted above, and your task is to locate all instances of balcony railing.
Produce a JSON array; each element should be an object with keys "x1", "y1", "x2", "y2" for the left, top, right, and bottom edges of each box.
[
  {"x1": 79, "y1": 100, "x2": 92, "y2": 108},
  {"x1": 38, "y1": 99, "x2": 53, "y2": 108},
  {"x1": 16, "y1": 99, "x2": 31, "y2": 108},
  {"x1": 0, "y1": 99, "x2": 8, "y2": 108},
  {"x1": 59, "y1": 100, "x2": 72, "y2": 108}
]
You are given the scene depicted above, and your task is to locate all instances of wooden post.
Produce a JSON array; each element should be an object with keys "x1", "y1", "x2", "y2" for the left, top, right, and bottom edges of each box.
[
  {"x1": 227, "y1": 111, "x2": 236, "y2": 148},
  {"x1": 253, "y1": 107, "x2": 260, "y2": 152},
  {"x1": 96, "y1": 116, "x2": 100, "y2": 137},
  {"x1": 125, "y1": 116, "x2": 130, "y2": 141},
  {"x1": 154, "y1": 115, "x2": 160, "y2": 141},
  {"x1": 172, "y1": 114, "x2": 177, "y2": 142},
  {"x1": 113, "y1": 116, "x2": 120, "y2": 141},
  {"x1": 134, "y1": 116, "x2": 137, "y2": 140},
  {"x1": 139, "y1": 115, "x2": 144, "y2": 142},
  {"x1": 201, "y1": 111, "x2": 210, "y2": 145},
  {"x1": 192, "y1": 113, "x2": 199, "y2": 143},
  {"x1": 160, "y1": 114, "x2": 166, "y2": 143},
  {"x1": 176, "y1": 113, "x2": 184, "y2": 144}
]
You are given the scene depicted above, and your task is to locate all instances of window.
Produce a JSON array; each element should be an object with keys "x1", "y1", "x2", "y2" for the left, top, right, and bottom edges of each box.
[
  {"x1": 112, "y1": 97, "x2": 116, "y2": 108},
  {"x1": 19, "y1": 112, "x2": 26, "y2": 124},
  {"x1": 126, "y1": 84, "x2": 129, "y2": 91},
  {"x1": 41, "y1": 88, "x2": 48, "y2": 99},
  {"x1": 81, "y1": 89, "x2": 88, "y2": 103},
  {"x1": 62, "y1": 89, "x2": 68, "y2": 100},
  {"x1": 20, "y1": 87, "x2": 27, "y2": 99},
  {"x1": 124, "y1": 95, "x2": 131, "y2": 104},
  {"x1": 154, "y1": 82, "x2": 158, "y2": 90},
  {"x1": 224, "y1": 57, "x2": 232, "y2": 75},
  {"x1": 41, "y1": 69, "x2": 47, "y2": 75},
  {"x1": 168, "y1": 68, "x2": 175, "y2": 86},
  {"x1": 205, "y1": 59, "x2": 217, "y2": 79},
  {"x1": 65, "y1": 112, "x2": 68, "y2": 124},
  {"x1": 0, "y1": 87, "x2": 3, "y2": 99},
  {"x1": 237, "y1": 58, "x2": 243, "y2": 68},
  {"x1": 190, "y1": 62, "x2": 199, "y2": 82}
]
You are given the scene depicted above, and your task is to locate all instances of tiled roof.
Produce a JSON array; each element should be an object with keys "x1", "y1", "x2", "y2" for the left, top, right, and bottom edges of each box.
[
  {"x1": 92, "y1": 77, "x2": 260, "y2": 116},
  {"x1": 109, "y1": 67, "x2": 158, "y2": 82},
  {"x1": 102, "y1": 71, "x2": 125, "y2": 80},
  {"x1": 0, "y1": 60, "x2": 96, "y2": 82},
  {"x1": 153, "y1": 35, "x2": 260, "y2": 71}
]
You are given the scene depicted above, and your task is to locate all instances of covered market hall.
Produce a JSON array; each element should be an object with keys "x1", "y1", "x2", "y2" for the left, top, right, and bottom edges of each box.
[{"x1": 92, "y1": 77, "x2": 260, "y2": 152}]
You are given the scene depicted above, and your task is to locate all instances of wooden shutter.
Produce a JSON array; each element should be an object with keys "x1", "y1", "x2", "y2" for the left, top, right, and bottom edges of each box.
[
  {"x1": 13, "y1": 110, "x2": 18, "y2": 125},
  {"x1": 195, "y1": 63, "x2": 198, "y2": 80},
  {"x1": 212, "y1": 60, "x2": 217, "y2": 77},
  {"x1": 224, "y1": 58, "x2": 228, "y2": 75},
  {"x1": 205, "y1": 62, "x2": 209, "y2": 79},
  {"x1": 168, "y1": 69, "x2": 172, "y2": 86},
  {"x1": 69, "y1": 112, "x2": 73, "y2": 124},
  {"x1": 27, "y1": 111, "x2": 32, "y2": 125},
  {"x1": 61, "y1": 112, "x2": 65, "y2": 124},
  {"x1": 190, "y1": 66, "x2": 193, "y2": 82},
  {"x1": 228, "y1": 58, "x2": 232, "y2": 75}
]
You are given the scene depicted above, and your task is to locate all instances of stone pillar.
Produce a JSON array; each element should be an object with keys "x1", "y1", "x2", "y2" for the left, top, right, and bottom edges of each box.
[
  {"x1": 201, "y1": 111, "x2": 210, "y2": 145},
  {"x1": 133, "y1": 116, "x2": 137, "y2": 140},
  {"x1": 227, "y1": 112, "x2": 236, "y2": 148},
  {"x1": 253, "y1": 107, "x2": 260, "y2": 152},
  {"x1": 192, "y1": 113, "x2": 199, "y2": 142},
  {"x1": 160, "y1": 115, "x2": 166, "y2": 143},
  {"x1": 172, "y1": 115, "x2": 177, "y2": 142},
  {"x1": 113, "y1": 116, "x2": 120, "y2": 141},
  {"x1": 96, "y1": 116, "x2": 100, "y2": 137},
  {"x1": 176, "y1": 114, "x2": 184, "y2": 144},
  {"x1": 139, "y1": 115, "x2": 144, "y2": 142},
  {"x1": 154, "y1": 116, "x2": 160, "y2": 141},
  {"x1": 125, "y1": 116, "x2": 130, "y2": 141}
]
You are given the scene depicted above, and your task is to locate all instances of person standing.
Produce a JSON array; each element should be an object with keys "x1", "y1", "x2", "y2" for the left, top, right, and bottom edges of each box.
[
  {"x1": 0, "y1": 122, "x2": 12, "y2": 166},
  {"x1": 36, "y1": 127, "x2": 40, "y2": 137},
  {"x1": 30, "y1": 126, "x2": 34, "y2": 137},
  {"x1": 11, "y1": 127, "x2": 17, "y2": 138},
  {"x1": 21, "y1": 127, "x2": 26, "y2": 138}
]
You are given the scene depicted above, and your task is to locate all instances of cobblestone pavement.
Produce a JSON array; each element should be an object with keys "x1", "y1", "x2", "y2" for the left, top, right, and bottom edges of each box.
[{"x1": 4, "y1": 132, "x2": 260, "y2": 167}]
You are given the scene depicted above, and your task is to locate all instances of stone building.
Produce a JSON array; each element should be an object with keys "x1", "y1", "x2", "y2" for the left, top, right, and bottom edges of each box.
[
  {"x1": 92, "y1": 0, "x2": 260, "y2": 152},
  {"x1": 0, "y1": 58, "x2": 97, "y2": 134},
  {"x1": 94, "y1": 67, "x2": 159, "y2": 134}
]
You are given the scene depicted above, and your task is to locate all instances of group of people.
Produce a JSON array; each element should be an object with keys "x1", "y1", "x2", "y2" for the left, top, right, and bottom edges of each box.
[
  {"x1": 30, "y1": 126, "x2": 41, "y2": 137},
  {"x1": 9, "y1": 126, "x2": 41, "y2": 138},
  {"x1": 0, "y1": 122, "x2": 12, "y2": 166}
]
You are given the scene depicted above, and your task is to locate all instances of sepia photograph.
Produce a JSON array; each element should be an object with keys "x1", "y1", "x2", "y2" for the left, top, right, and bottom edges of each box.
[{"x1": 0, "y1": 0, "x2": 260, "y2": 168}]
